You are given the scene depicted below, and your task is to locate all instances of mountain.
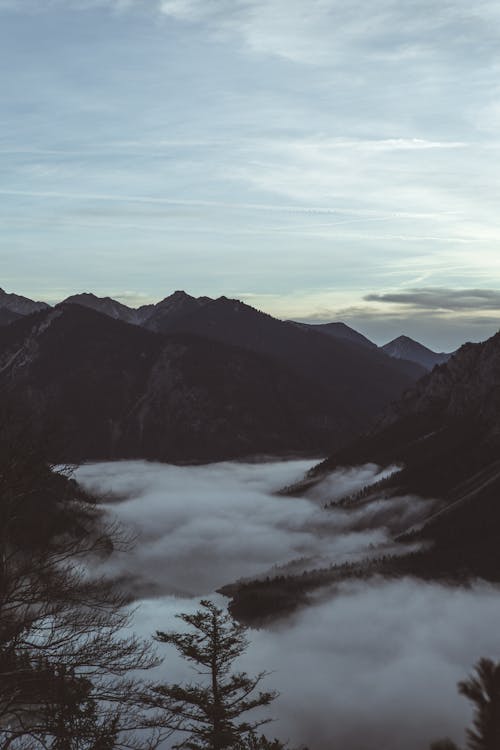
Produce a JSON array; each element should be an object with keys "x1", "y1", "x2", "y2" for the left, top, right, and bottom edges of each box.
[
  {"x1": 0, "y1": 299, "x2": 427, "y2": 462},
  {"x1": 313, "y1": 333, "x2": 500, "y2": 497},
  {"x1": 62, "y1": 290, "x2": 211, "y2": 329},
  {"x1": 143, "y1": 290, "x2": 212, "y2": 332},
  {"x1": 307, "y1": 330, "x2": 500, "y2": 576},
  {"x1": 62, "y1": 292, "x2": 142, "y2": 325},
  {"x1": 0, "y1": 304, "x2": 364, "y2": 462},
  {"x1": 381, "y1": 334, "x2": 451, "y2": 371},
  {"x1": 152, "y1": 295, "x2": 425, "y2": 443},
  {"x1": 0, "y1": 288, "x2": 49, "y2": 316},
  {"x1": 221, "y1": 332, "x2": 500, "y2": 622},
  {"x1": 0, "y1": 308, "x2": 22, "y2": 326},
  {"x1": 0, "y1": 289, "x2": 427, "y2": 454},
  {"x1": 289, "y1": 320, "x2": 377, "y2": 349}
]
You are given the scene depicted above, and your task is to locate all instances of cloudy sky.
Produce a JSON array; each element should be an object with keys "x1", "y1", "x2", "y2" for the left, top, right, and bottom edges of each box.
[{"x1": 2, "y1": 0, "x2": 500, "y2": 348}]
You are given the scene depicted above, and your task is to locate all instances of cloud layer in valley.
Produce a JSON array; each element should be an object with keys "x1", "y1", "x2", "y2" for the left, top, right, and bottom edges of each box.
[
  {"x1": 76, "y1": 459, "x2": 417, "y2": 597},
  {"x1": 75, "y1": 459, "x2": 500, "y2": 750},
  {"x1": 134, "y1": 581, "x2": 500, "y2": 750},
  {"x1": 239, "y1": 579, "x2": 500, "y2": 750}
]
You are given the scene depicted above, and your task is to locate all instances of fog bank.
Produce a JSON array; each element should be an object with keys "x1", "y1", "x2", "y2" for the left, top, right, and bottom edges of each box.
[
  {"x1": 75, "y1": 460, "x2": 500, "y2": 750},
  {"x1": 76, "y1": 459, "x2": 407, "y2": 596},
  {"x1": 132, "y1": 580, "x2": 500, "y2": 750}
]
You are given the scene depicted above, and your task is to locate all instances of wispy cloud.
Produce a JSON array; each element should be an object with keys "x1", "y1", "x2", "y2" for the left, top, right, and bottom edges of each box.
[
  {"x1": 156, "y1": 0, "x2": 500, "y2": 66},
  {"x1": 6, "y1": 1, "x2": 500, "y2": 68},
  {"x1": 2, "y1": 0, "x2": 500, "y2": 348}
]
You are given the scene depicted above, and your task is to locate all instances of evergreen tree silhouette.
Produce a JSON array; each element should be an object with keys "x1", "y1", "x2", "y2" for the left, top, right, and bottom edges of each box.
[
  {"x1": 154, "y1": 600, "x2": 278, "y2": 750},
  {"x1": 458, "y1": 658, "x2": 500, "y2": 750}
]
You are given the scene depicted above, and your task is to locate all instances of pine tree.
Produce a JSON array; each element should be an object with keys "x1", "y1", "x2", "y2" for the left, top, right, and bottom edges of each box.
[
  {"x1": 458, "y1": 658, "x2": 500, "y2": 750},
  {"x1": 429, "y1": 658, "x2": 500, "y2": 750},
  {"x1": 153, "y1": 600, "x2": 278, "y2": 750}
]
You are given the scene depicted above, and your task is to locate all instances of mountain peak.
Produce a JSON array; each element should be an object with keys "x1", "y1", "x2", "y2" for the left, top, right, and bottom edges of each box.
[
  {"x1": 62, "y1": 292, "x2": 140, "y2": 324},
  {"x1": 389, "y1": 334, "x2": 414, "y2": 344},
  {"x1": 0, "y1": 288, "x2": 50, "y2": 316},
  {"x1": 142, "y1": 291, "x2": 211, "y2": 332},
  {"x1": 382, "y1": 335, "x2": 451, "y2": 371}
]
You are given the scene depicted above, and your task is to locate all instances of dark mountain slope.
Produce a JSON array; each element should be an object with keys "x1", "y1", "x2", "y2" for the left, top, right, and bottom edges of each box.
[
  {"x1": 307, "y1": 331, "x2": 500, "y2": 572},
  {"x1": 316, "y1": 334, "x2": 500, "y2": 473},
  {"x1": 221, "y1": 333, "x2": 500, "y2": 623},
  {"x1": 0, "y1": 305, "x2": 162, "y2": 459},
  {"x1": 0, "y1": 308, "x2": 21, "y2": 326},
  {"x1": 153, "y1": 296, "x2": 425, "y2": 444},
  {"x1": 120, "y1": 335, "x2": 337, "y2": 461},
  {"x1": 0, "y1": 305, "x2": 342, "y2": 462}
]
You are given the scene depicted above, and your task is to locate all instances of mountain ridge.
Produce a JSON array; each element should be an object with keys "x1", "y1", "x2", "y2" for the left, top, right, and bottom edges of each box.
[
  {"x1": 0, "y1": 287, "x2": 50, "y2": 316},
  {"x1": 0, "y1": 287, "x2": 456, "y2": 355},
  {"x1": 288, "y1": 320, "x2": 377, "y2": 349}
]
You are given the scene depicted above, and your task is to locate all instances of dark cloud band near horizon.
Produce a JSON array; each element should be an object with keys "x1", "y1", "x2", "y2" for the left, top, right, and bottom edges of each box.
[{"x1": 365, "y1": 288, "x2": 500, "y2": 312}]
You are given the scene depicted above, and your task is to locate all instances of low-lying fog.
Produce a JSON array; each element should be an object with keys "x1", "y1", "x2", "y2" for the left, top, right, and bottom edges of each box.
[{"x1": 75, "y1": 459, "x2": 500, "y2": 750}]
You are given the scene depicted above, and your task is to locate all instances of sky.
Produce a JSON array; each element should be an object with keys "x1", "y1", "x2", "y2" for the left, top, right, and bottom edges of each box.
[{"x1": 2, "y1": 0, "x2": 500, "y2": 349}]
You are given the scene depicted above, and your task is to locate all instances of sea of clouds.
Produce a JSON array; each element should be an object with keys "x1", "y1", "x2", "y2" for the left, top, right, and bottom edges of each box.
[{"x1": 75, "y1": 459, "x2": 500, "y2": 750}]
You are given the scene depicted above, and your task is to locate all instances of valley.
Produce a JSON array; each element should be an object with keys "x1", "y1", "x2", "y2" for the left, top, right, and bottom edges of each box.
[{"x1": 1, "y1": 286, "x2": 500, "y2": 750}]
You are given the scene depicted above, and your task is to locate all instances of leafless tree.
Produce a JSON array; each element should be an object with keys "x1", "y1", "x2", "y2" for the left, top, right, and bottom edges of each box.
[{"x1": 0, "y1": 399, "x2": 169, "y2": 750}]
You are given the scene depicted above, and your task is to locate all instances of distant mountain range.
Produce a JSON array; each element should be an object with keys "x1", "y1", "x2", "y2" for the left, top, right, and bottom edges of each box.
[
  {"x1": 0, "y1": 288, "x2": 454, "y2": 371},
  {"x1": 292, "y1": 324, "x2": 453, "y2": 371},
  {"x1": 0, "y1": 288, "x2": 426, "y2": 462}
]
